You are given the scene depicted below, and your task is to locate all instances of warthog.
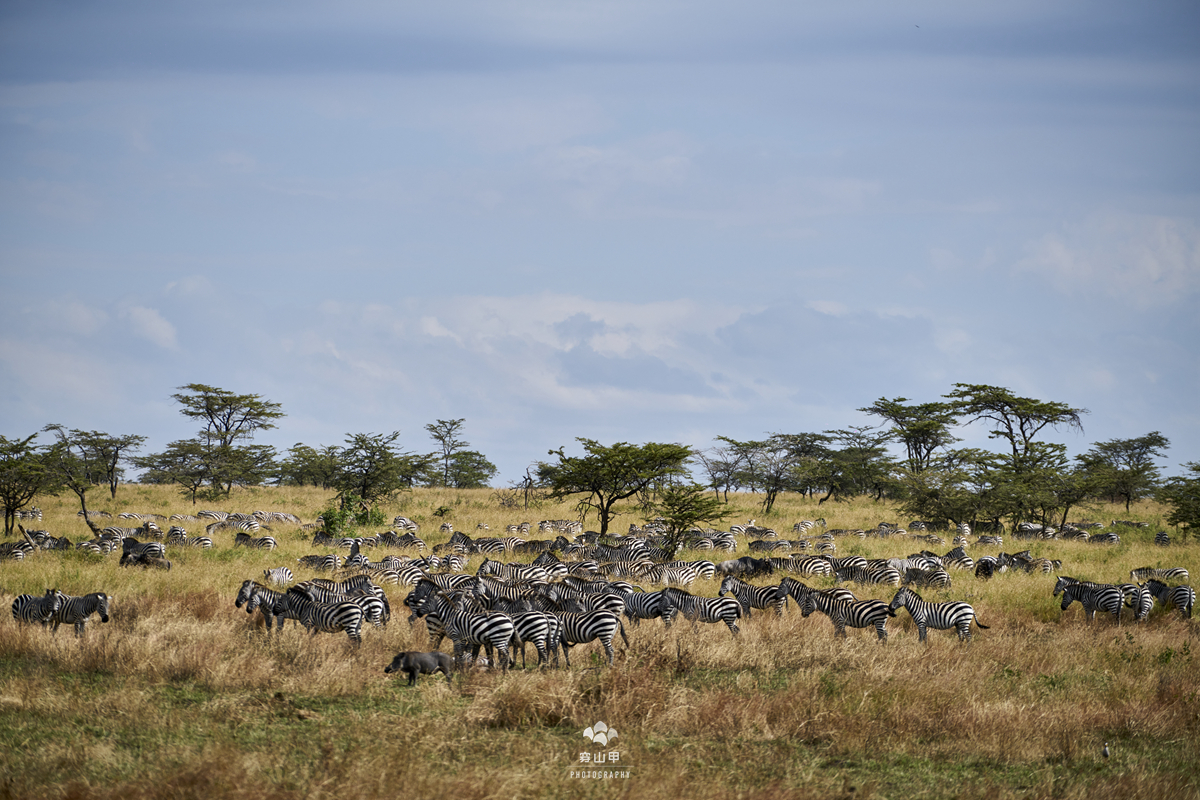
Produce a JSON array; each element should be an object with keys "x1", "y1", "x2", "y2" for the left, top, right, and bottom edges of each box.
[{"x1": 384, "y1": 651, "x2": 453, "y2": 686}]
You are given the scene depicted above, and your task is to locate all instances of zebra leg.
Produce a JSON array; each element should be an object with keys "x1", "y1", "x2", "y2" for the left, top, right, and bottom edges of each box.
[{"x1": 876, "y1": 620, "x2": 889, "y2": 643}]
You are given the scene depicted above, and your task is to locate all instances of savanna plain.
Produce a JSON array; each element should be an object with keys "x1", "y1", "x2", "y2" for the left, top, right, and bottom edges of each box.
[{"x1": 1, "y1": 486, "x2": 1197, "y2": 800}]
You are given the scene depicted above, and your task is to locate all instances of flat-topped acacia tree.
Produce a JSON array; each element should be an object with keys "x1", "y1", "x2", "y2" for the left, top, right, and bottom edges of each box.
[{"x1": 537, "y1": 439, "x2": 692, "y2": 536}]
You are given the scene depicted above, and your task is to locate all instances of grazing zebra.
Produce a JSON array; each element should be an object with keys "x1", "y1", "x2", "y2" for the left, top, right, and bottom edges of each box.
[
  {"x1": 49, "y1": 592, "x2": 112, "y2": 636},
  {"x1": 1142, "y1": 579, "x2": 1195, "y2": 620},
  {"x1": 660, "y1": 588, "x2": 742, "y2": 636},
  {"x1": 718, "y1": 575, "x2": 787, "y2": 617},
  {"x1": 888, "y1": 587, "x2": 987, "y2": 642},
  {"x1": 799, "y1": 591, "x2": 895, "y2": 643},
  {"x1": 1154, "y1": 531, "x2": 1170, "y2": 547},
  {"x1": 1119, "y1": 583, "x2": 1155, "y2": 622},
  {"x1": 284, "y1": 586, "x2": 367, "y2": 645},
  {"x1": 297, "y1": 554, "x2": 342, "y2": 572},
  {"x1": 11, "y1": 589, "x2": 65, "y2": 626},
  {"x1": 902, "y1": 567, "x2": 952, "y2": 590},
  {"x1": 234, "y1": 532, "x2": 278, "y2": 550},
  {"x1": 1130, "y1": 567, "x2": 1190, "y2": 583},
  {"x1": 428, "y1": 593, "x2": 513, "y2": 673},
  {"x1": 121, "y1": 539, "x2": 166, "y2": 559},
  {"x1": 263, "y1": 567, "x2": 294, "y2": 586},
  {"x1": 556, "y1": 610, "x2": 629, "y2": 666},
  {"x1": 1059, "y1": 582, "x2": 1124, "y2": 624},
  {"x1": 509, "y1": 610, "x2": 559, "y2": 668},
  {"x1": 834, "y1": 564, "x2": 902, "y2": 588},
  {"x1": 617, "y1": 589, "x2": 669, "y2": 626}
]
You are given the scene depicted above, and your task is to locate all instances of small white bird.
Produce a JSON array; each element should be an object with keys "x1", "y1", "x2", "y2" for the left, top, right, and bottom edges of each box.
[{"x1": 1102, "y1": 742, "x2": 1110, "y2": 759}]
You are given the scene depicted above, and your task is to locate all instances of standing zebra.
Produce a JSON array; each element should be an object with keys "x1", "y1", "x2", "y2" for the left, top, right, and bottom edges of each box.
[
  {"x1": 284, "y1": 586, "x2": 367, "y2": 645},
  {"x1": 263, "y1": 567, "x2": 294, "y2": 586},
  {"x1": 888, "y1": 587, "x2": 988, "y2": 642},
  {"x1": 1130, "y1": 567, "x2": 1190, "y2": 583},
  {"x1": 556, "y1": 609, "x2": 629, "y2": 666},
  {"x1": 799, "y1": 590, "x2": 895, "y2": 643},
  {"x1": 660, "y1": 588, "x2": 742, "y2": 636},
  {"x1": 1059, "y1": 582, "x2": 1124, "y2": 624},
  {"x1": 1142, "y1": 579, "x2": 1195, "y2": 620},
  {"x1": 420, "y1": 591, "x2": 514, "y2": 673},
  {"x1": 49, "y1": 592, "x2": 112, "y2": 636},
  {"x1": 718, "y1": 575, "x2": 787, "y2": 617},
  {"x1": 11, "y1": 589, "x2": 65, "y2": 626},
  {"x1": 617, "y1": 589, "x2": 669, "y2": 627},
  {"x1": 1119, "y1": 583, "x2": 1155, "y2": 623}
]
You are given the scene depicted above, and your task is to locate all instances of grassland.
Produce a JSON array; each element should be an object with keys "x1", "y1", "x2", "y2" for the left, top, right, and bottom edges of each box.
[{"x1": 1, "y1": 486, "x2": 1197, "y2": 800}]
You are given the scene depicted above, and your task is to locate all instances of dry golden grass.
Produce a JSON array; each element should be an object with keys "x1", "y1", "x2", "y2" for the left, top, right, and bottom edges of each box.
[{"x1": 0, "y1": 486, "x2": 1197, "y2": 799}]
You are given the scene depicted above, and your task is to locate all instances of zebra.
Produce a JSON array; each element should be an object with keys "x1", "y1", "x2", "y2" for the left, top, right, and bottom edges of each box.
[
  {"x1": 660, "y1": 588, "x2": 742, "y2": 636},
  {"x1": 1119, "y1": 583, "x2": 1155, "y2": 622},
  {"x1": 556, "y1": 610, "x2": 629, "y2": 667},
  {"x1": 11, "y1": 589, "x2": 66, "y2": 626},
  {"x1": 902, "y1": 567, "x2": 952, "y2": 591},
  {"x1": 834, "y1": 564, "x2": 901, "y2": 588},
  {"x1": 1142, "y1": 579, "x2": 1195, "y2": 620},
  {"x1": 297, "y1": 554, "x2": 342, "y2": 572},
  {"x1": 799, "y1": 590, "x2": 895, "y2": 643},
  {"x1": 234, "y1": 532, "x2": 278, "y2": 550},
  {"x1": 888, "y1": 587, "x2": 987, "y2": 642},
  {"x1": 429, "y1": 592, "x2": 514, "y2": 673},
  {"x1": 236, "y1": 581, "x2": 303, "y2": 632},
  {"x1": 1154, "y1": 531, "x2": 1171, "y2": 547},
  {"x1": 49, "y1": 592, "x2": 112, "y2": 636},
  {"x1": 120, "y1": 539, "x2": 166, "y2": 560},
  {"x1": 1130, "y1": 567, "x2": 1190, "y2": 583},
  {"x1": 284, "y1": 586, "x2": 367, "y2": 645},
  {"x1": 294, "y1": 581, "x2": 389, "y2": 628},
  {"x1": 263, "y1": 567, "x2": 294, "y2": 586},
  {"x1": 1059, "y1": 582, "x2": 1124, "y2": 624},
  {"x1": 718, "y1": 575, "x2": 787, "y2": 617},
  {"x1": 509, "y1": 610, "x2": 559, "y2": 668},
  {"x1": 617, "y1": 589, "x2": 669, "y2": 626}
]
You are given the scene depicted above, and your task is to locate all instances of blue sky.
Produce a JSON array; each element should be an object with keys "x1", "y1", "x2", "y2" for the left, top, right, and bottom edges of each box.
[{"x1": 2, "y1": 1, "x2": 1198, "y2": 485}]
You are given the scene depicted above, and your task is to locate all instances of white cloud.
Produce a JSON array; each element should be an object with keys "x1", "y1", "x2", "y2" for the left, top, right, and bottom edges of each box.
[
  {"x1": 121, "y1": 306, "x2": 178, "y2": 350},
  {"x1": 1016, "y1": 214, "x2": 1200, "y2": 308}
]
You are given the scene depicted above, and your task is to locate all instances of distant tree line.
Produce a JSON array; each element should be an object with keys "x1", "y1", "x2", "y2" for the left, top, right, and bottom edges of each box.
[{"x1": 1, "y1": 381, "x2": 1198, "y2": 538}]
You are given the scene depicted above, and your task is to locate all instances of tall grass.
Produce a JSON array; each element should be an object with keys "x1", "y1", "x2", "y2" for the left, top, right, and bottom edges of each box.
[{"x1": 0, "y1": 486, "x2": 1196, "y2": 799}]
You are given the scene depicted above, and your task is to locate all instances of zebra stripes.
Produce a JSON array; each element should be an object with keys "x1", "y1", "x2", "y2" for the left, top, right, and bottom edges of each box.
[
  {"x1": 284, "y1": 586, "x2": 367, "y2": 645},
  {"x1": 799, "y1": 590, "x2": 895, "y2": 643},
  {"x1": 49, "y1": 592, "x2": 112, "y2": 636},
  {"x1": 718, "y1": 575, "x2": 787, "y2": 617},
  {"x1": 11, "y1": 589, "x2": 65, "y2": 626},
  {"x1": 1058, "y1": 582, "x2": 1124, "y2": 624},
  {"x1": 888, "y1": 587, "x2": 987, "y2": 642},
  {"x1": 660, "y1": 588, "x2": 742, "y2": 636},
  {"x1": 263, "y1": 567, "x2": 294, "y2": 586},
  {"x1": 1142, "y1": 579, "x2": 1195, "y2": 620},
  {"x1": 556, "y1": 610, "x2": 629, "y2": 666},
  {"x1": 1130, "y1": 567, "x2": 1190, "y2": 583}
]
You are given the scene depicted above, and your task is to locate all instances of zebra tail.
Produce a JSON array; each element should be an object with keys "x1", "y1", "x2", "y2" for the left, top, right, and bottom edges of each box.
[
  {"x1": 974, "y1": 618, "x2": 990, "y2": 629},
  {"x1": 618, "y1": 619, "x2": 630, "y2": 648}
]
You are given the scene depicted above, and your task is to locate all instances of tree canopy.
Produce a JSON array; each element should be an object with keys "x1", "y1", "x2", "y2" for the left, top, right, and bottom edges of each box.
[{"x1": 537, "y1": 439, "x2": 691, "y2": 535}]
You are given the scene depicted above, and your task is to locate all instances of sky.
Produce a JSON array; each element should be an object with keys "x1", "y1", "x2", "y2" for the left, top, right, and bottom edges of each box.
[{"x1": 2, "y1": 1, "x2": 1198, "y2": 486}]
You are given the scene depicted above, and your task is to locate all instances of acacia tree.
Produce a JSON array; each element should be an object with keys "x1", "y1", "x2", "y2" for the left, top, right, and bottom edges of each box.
[
  {"x1": 858, "y1": 397, "x2": 958, "y2": 473},
  {"x1": 425, "y1": 418, "x2": 469, "y2": 487},
  {"x1": 133, "y1": 440, "x2": 211, "y2": 505},
  {"x1": 944, "y1": 383, "x2": 1086, "y2": 466},
  {"x1": 537, "y1": 439, "x2": 691, "y2": 535},
  {"x1": 168, "y1": 383, "x2": 284, "y2": 495},
  {"x1": 1159, "y1": 462, "x2": 1200, "y2": 538},
  {"x1": 1076, "y1": 432, "x2": 1169, "y2": 511},
  {"x1": 0, "y1": 434, "x2": 60, "y2": 535},
  {"x1": 655, "y1": 483, "x2": 731, "y2": 553},
  {"x1": 334, "y1": 432, "x2": 433, "y2": 508},
  {"x1": 42, "y1": 425, "x2": 145, "y2": 501}
]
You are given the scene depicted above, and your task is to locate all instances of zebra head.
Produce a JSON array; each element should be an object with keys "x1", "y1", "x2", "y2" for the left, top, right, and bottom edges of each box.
[
  {"x1": 889, "y1": 587, "x2": 917, "y2": 612},
  {"x1": 798, "y1": 593, "x2": 818, "y2": 618},
  {"x1": 94, "y1": 592, "x2": 111, "y2": 623},
  {"x1": 43, "y1": 588, "x2": 65, "y2": 622},
  {"x1": 1052, "y1": 576, "x2": 1077, "y2": 597},
  {"x1": 235, "y1": 579, "x2": 258, "y2": 610}
]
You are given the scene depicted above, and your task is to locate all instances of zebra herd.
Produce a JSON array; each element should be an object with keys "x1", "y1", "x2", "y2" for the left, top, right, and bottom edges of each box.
[{"x1": 6, "y1": 510, "x2": 1195, "y2": 680}]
